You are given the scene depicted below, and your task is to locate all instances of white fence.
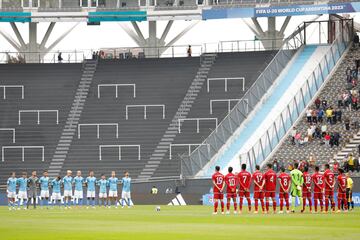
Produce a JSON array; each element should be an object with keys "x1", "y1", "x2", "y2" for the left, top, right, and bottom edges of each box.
[
  {"x1": 0, "y1": 128, "x2": 16, "y2": 143},
  {"x1": 18, "y1": 110, "x2": 59, "y2": 125},
  {"x1": 97, "y1": 84, "x2": 136, "y2": 98},
  {"x1": 78, "y1": 123, "x2": 119, "y2": 139},
  {"x1": 178, "y1": 118, "x2": 218, "y2": 133},
  {"x1": 99, "y1": 144, "x2": 141, "y2": 160},
  {"x1": 126, "y1": 104, "x2": 165, "y2": 120},
  {"x1": 207, "y1": 77, "x2": 245, "y2": 92},
  {"x1": 2, "y1": 146, "x2": 44, "y2": 162},
  {"x1": 0, "y1": 85, "x2": 24, "y2": 99},
  {"x1": 169, "y1": 143, "x2": 209, "y2": 160},
  {"x1": 210, "y1": 99, "x2": 249, "y2": 115}
]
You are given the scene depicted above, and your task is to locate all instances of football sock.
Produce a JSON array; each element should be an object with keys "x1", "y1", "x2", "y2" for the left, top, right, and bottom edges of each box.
[
  {"x1": 246, "y1": 198, "x2": 251, "y2": 211},
  {"x1": 314, "y1": 199, "x2": 318, "y2": 212},
  {"x1": 233, "y1": 199, "x2": 237, "y2": 211},
  {"x1": 260, "y1": 199, "x2": 265, "y2": 212},
  {"x1": 23, "y1": 199, "x2": 27, "y2": 208},
  {"x1": 220, "y1": 201, "x2": 224, "y2": 212},
  {"x1": 255, "y1": 200, "x2": 258, "y2": 211},
  {"x1": 272, "y1": 200, "x2": 276, "y2": 212},
  {"x1": 291, "y1": 197, "x2": 296, "y2": 211},
  {"x1": 266, "y1": 200, "x2": 269, "y2": 212},
  {"x1": 337, "y1": 199, "x2": 341, "y2": 210},
  {"x1": 214, "y1": 201, "x2": 218, "y2": 213},
  {"x1": 308, "y1": 198, "x2": 312, "y2": 211},
  {"x1": 280, "y1": 199, "x2": 284, "y2": 211},
  {"x1": 325, "y1": 198, "x2": 329, "y2": 211},
  {"x1": 226, "y1": 199, "x2": 230, "y2": 211},
  {"x1": 285, "y1": 198, "x2": 290, "y2": 210},
  {"x1": 302, "y1": 198, "x2": 306, "y2": 211},
  {"x1": 239, "y1": 197, "x2": 243, "y2": 211},
  {"x1": 128, "y1": 198, "x2": 131, "y2": 206}
]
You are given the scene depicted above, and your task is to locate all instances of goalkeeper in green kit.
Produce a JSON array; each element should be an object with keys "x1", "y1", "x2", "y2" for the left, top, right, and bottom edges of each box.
[{"x1": 290, "y1": 162, "x2": 303, "y2": 212}]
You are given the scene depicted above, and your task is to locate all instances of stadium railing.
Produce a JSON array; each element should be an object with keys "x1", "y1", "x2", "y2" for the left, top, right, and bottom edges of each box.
[
  {"x1": 179, "y1": 21, "x2": 305, "y2": 177},
  {"x1": 0, "y1": 38, "x2": 288, "y2": 64},
  {"x1": 239, "y1": 19, "x2": 353, "y2": 171}
]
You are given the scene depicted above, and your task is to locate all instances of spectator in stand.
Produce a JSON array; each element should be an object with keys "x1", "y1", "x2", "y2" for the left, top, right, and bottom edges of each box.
[
  {"x1": 355, "y1": 157, "x2": 359, "y2": 172},
  {"x1": 352, "y1": 94, "x2": 358, "y2": 110},
  {"x1": 317, "y1": 108, "x2": 324, "y2": 123},
  {"x1": 311, "y1": 109, "x2": 318, "y2": 123},
  {"x1": 344, "y1": 117, "x2": 351, "y2": 131},
  {"x1": 333, "y1": 132, "x2": 340, "y2": 147},
  {"x1": 187, "y1": 45, "x2": 192, "y2": 57},
  {"x1": 315, "y1": 98, "x2": 321, "y2": 109},
  {"x1": 338, "y1": 93, "x2": 344, "y2": 108},
  {"x1": 307, "y1": 125, "x2": 313, "y2": 141},
  {"x1": 335, "y1": 108, "x2": 342, "y2": 122},
  {"x1": 314, "y1": 126, "x2": 321, "y2": 139},
  {"x1": 354, "y1": 33, "x2": 359, "y2": 48},
  {"x1": 294, "y1": 132, "x2": 301, "y2": 146},
  {"x1": 324, "y1": 133, "x2": 331, "y2": 147},
  {"x1": 347, "y1": 154, "x2": 355, "y2": 172},
  {"x1": 346, "y1": 67, "x2": 352, "y2": 83},
  {"x1": 321, "y1": 99, "x2": 328, "y2": 109},
  {"x1": 325, "y1": 107, "x2": 333, "y2": 124},
  {"x1": 57, "y1": 52, "x2": 63, "y2": 63},
  {"x1": 321, "y1": 123, "x2": 327, "y2": 137},
  {"x1": 306, "y1": 109, "x2": 312, "y2": 123},
  {"x1": 290, "y1": 127, "x2": 297, "y2": 145},
  {"x1": 332, "y1": 109, "x2": 338, "y2": 124}
]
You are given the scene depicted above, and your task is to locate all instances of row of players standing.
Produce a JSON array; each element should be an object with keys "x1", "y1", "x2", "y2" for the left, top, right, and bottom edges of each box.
[
  {"x1": 212, "y1": 162, "x2": 354, "y2": 214},
  {"x1": 6, "y1": 169, "x2": 132, "y2": 210}
]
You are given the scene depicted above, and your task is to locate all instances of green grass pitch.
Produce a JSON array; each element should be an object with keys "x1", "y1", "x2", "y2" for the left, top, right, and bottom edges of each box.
[{"x1": 0, "y1": 206, "x2": 359, "y2": 240}]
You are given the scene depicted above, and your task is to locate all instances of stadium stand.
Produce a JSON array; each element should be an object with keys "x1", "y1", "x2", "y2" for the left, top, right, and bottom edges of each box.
[
  {"x1": 270, "y1": 46, "x2": 360, "y2": 172},
  {"x1": 0, "y1": 50, "x2": 277, "y2": 184}
]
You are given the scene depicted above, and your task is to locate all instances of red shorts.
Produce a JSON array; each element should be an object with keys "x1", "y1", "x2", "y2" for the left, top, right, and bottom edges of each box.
[
  {"x1": 265, "y1": 191, "x2": 276, "y2": 198},
  {"x1": 226, "y1": 193, "x2": 237, "y2": 199},
  {"x1": 337, "y1": 192, "x2": 346, "y2": 200},
  {"x1": 238, "y1": 190, "x2": 250, "y2": 198},
  {"x1": 213, "y1": 192, "x2": 224, "y2": 200},
  {"x1": 324, "y1": 189, "x2": 334, "y2": 198},
  {"x1": 253, "y1": 191, "x2": 264, "y2": 199},
  {"x1": 302, "y1": 191, "x2": 311, "y2": 198},
  {"x1": 313, "y1": 192, "x2": 323, "y2": 200},
  {"x1": 279, "y1": 192, "x2": 289, "y2": 199}
]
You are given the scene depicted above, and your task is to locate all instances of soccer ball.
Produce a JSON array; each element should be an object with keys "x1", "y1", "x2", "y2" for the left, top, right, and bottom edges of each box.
[{"x1": 156, "y1": 206, "x2": 161, "y2": 212}]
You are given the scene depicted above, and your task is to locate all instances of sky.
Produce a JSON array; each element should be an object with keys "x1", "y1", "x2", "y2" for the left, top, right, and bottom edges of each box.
[{"x1": 0, "y1": 13, "x2": 357, "y2": 60}]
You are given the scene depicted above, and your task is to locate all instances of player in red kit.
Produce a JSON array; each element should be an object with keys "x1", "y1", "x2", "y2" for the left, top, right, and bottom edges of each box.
[
  {"x1": 252, "y1": 165, "x2": 265, "y2": 214},
  {"x1": 237, "y1": 164, "x2": 252, "y2": 213},
  {"x1": 336, "y1": 168, "x2": 348, "y2": 213},
  {"x1": 301, "y1": 166, "x2": 312, "y2": 213},
  {"x1": 312, "y1": 166, "x2": 324, "y2": 213},
  {"x1": 225, "y1": 167, "x2": 238, "y2": 214},
  {"x1": 278, "y1": 167, "x2": 291, "y2": 213},
  {"x1": 212, "y1": 166, "x2": 225, "y2": 214},
  {"x1": 264, "y1": 163, "x2": 277, "y2": 214},
  {"x1": 323, "y1": 164, "x2": 335, "y2": 212}
]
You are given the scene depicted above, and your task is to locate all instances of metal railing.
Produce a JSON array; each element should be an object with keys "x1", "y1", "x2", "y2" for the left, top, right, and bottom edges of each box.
[
  {"x1": 0, "y1": 39, "x2": 287, "y2": 64},
  {"x1": 238, "y1": 20, "x2": 352, "y2": 172},
  {"x1": 180, "y1": 18, "x2": 353, "y2": 177},
  {"x1": 180, "y1": 23, "x2": 305, "y2": 177}
]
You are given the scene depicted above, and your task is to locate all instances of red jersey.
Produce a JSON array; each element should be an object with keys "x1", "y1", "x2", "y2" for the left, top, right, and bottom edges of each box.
[
  {"x1": 264, "y1": 169, "x2": 277, "y2": 192},
  {"x1": 311, "y1": 172, "x2": 324, "y2": 193},
  {"x1": 323, "y1": 169, "x2": 335, "y2": 190},
  {"x1": 238, "y1": 170, "x2": 252, "y2": 191},
  {"x1": 252, "y1": 171, "x2": 264, "y2": 191},
  {"x1": 337, "y1": 174, "x2": 347, "y2": 193},
  {"x1": 278, "y1": 172, "x2": 291, "y2": 192},
  {"x1": 212, "y1": 172, "x2": 225, "y2": 193},
  {"x1": 302, "y1": 172, "x2": 312, "y2": 192},
  {"x1": 225, "y1": 173, "x2": 237, "y2": 194}
]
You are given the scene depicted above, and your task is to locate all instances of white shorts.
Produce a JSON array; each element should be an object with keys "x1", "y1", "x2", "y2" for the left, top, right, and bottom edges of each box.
[
  {"x1": 108, "y1": 190, "x2": 118, "y2": 197},
  {"x1": 52, "y1": 193, "x2": 62, "y2": 200},
  {"x1": 40, "y1": 190, "x2": 50, "y2": 198},
  {"x1": 63, "y1": 190, "x2": 73, "y2": 197},
  {"x1": 18, "y1": 191, "x2": 28, "y2": 199},
  {"x1": 121, "y1": 191, "x2": 131, "y2": 199},
  {"x1": 74, "y1": 190, "x2": 83, "y2": 199},
  {"x1": 87, "y1": 190, "x2": 95, "y2": 198},
  {"x1": 99, "y1": 192, "x2": 107, "y2": 198},
  {"x1": 7, "y1": 191, "x2": 16, "y2": 198}
]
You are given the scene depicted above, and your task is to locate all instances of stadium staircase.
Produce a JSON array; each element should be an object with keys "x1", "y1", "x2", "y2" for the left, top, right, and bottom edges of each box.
[
  {"x1": 137, "y1": 53, "x2": 218, "y2": 179},
  {"x1": 271, "y1": 47, "x2": 360, "y2": 168},
  {"x1": 47, "y1": 59, "x2": 98, "y2": 177}
]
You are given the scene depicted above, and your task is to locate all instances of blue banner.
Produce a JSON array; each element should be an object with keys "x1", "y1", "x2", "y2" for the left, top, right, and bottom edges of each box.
[
  {"x1": 88, "y1": 11, "x2": 146, "y2": 22},
  {"x1": 202, "y1": 192, "x2": 360, "y2": 207},
  {"x1": 0, "y1": 12, "x2": 31, "y2": 23},
  {"x1": 203, "y1": 2, "x2": 360, "y2": 19}
]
